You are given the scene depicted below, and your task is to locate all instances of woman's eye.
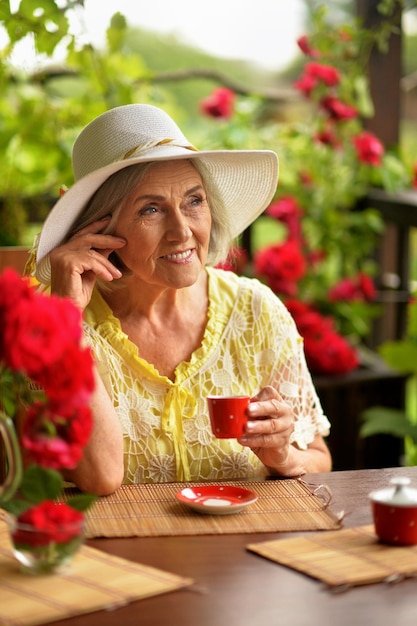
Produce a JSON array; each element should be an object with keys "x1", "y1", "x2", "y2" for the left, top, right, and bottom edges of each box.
[
  {"x1": 189, "y1": 196, "x2": 203, "y2": 207},
  {"x1": 140, "y1": 204, "x2": 158, "y2": 215}
]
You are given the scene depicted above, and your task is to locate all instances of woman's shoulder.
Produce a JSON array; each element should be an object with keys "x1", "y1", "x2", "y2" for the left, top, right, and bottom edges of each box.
[{"x1": 207, "y1": 267, "x2": 288, "y2": 312}]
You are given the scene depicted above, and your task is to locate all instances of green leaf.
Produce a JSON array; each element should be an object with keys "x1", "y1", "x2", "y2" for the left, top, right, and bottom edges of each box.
[
  {"x1": 19, "y1": 0, "x2": 58, "y2": 20},
  {"x1": 408, "y1": 301, "x2": 417, "y2": 339},
  {"x1": 18, "y1": 0, "x2": 69, "y2": 56},
  {"x1": 0, "y1": 2, "x2": 11, "y2": 21},
  {"x1": 379, "y1": 341, "x2": 417, "y2": 374},
  {"x1": 67, "y1": 493, "x2": 97, "y2": 512},
  {"x1": 20, "y1": 465, "x2": 63, "y2": 503},
  {"x1": 353, "y1": 75, "x2": 374, "y2": 117},
  {"x1": 0, "y1": 498, "x2": 32, "y2": 517},
  {"x1": 0, "y1": 366, "x2": 19, "y2": 417},
  {"x1": 106, "y1": 12, "x2": 127, "y2": 53},
  {"x1": 34, "y1": 29, "x2": 66, "y2": 56},
  {"x1": 360, "y1": 406, "x2": 417, "y2": 442}
]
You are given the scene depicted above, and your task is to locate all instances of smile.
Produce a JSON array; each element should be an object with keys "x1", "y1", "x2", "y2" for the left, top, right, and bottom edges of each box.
[{"x1": 162, "y1": 250, "x2": 193, "y2": 260}]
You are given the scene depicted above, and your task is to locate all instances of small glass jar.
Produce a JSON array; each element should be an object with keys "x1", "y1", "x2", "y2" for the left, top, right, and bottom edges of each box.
[{"x1": 8, "y1": 517, "x2": 84, "y2": 575}]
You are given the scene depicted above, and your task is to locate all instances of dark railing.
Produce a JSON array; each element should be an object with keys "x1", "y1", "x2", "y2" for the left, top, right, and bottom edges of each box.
[{"x1": 358, "y1": 188, "x2": 417, "y2": 348}]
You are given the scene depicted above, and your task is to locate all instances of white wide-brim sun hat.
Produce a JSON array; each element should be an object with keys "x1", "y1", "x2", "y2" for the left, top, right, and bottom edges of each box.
[{"x1": 34, "y1": 103, "x2": 279, "y2": 284}]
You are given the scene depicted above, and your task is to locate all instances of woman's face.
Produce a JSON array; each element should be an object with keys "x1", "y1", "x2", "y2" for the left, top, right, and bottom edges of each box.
[{"x1": 113, "y1": 160, "x2": 212, "y2": 290}]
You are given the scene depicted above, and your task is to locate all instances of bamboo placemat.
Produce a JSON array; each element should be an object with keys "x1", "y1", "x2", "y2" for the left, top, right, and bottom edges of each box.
[
  {"x1": 62, "y1": 479, "x2": 342, "y2": 538},
  {"x1": 0, "y1": 520, "x2": 193, "y2": 626},
  {"x1": 247, "y1": 524, "x2": 417, "y2": 590}
]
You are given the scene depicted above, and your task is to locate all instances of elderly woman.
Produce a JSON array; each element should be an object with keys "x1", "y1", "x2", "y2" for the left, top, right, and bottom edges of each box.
[{"x1": 32, "y1": 104, "x2": 331, "y2": 495}]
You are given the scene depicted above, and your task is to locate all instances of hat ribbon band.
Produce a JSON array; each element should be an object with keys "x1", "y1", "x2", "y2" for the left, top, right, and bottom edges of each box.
[{"x1": 122, "y1": 138, "x2": 198, "y2": 161}]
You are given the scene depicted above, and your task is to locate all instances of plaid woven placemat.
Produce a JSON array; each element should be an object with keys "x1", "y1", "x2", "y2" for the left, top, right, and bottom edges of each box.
[
  {"x1": 62, "y1": 479, "x2": 342, "y2": 538},
  {"x1": 0, "y1": 520, "x2": 193, "y2": 626},
  {"x1": 247, "y1": 524, "x2": 417, "y2": 590}
]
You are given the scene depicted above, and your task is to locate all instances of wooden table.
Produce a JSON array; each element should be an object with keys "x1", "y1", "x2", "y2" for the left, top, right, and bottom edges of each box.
[{"x1": 48, "y1": 467, "x2": 417, "y2": 626}]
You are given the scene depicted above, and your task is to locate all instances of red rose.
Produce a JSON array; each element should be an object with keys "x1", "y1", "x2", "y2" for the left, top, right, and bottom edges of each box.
[
  {"x1": 285, "y1": 299, "x2": 358, "y2": 375},
  {"x1": 328, "y1": 277, "x2": 358, "y2": 302},
  {"x1": 267, "y1": 196, "x2": 302, "y2": 222},
  {"x1": 285, "y1": 299, "x2": 311, "y2": 319},
  {"x1": 66, "y1": 406, "x2": 93, "y2": 449},
  {"x1": 353, "y1": 131, "x2": 384, "y2": 166},
  {"x1": 305, "y1": 62, "x2": 340, "y2": 86},
  {"x1": 315, "y1": 126, "x2": 341, "y2": 148},
  {"x1": 255, "y1": 241, "x2": 306, "y2": 287},
  {"x1": 293, "y1": 73, "x2": 317, "y2": 97},
  {"x1": 0, "y1": 268, "x2": 34, "y2": 312},
  {"x1": 38, "y1": 343, "x2": 95, "y2": 408},
  {"x1": 3, "y1": 292, "x2": 83, "y2": 379},
  {"x1": 304, "y1": 328, "x2": 359, "y2": 375},
  {"x1": 265, "y1": 276, "x2": 299, "y2": 297},
  {"x1": 13, "y1": 501, "x2": 83, "y2": 547},
  {"x1": 266, "y1": 196, "x2": 303, "y2": 240},
  {"x1": 199, "y1": 87, "x2": 235, "y2": 119},
  {"x1": 320, "y1": 96, "x2": 358, "y2": 121},
  {"x1": 358, "y1": 273, "x2": 376, "y2": 301},
  {"x1": 0, "y1": 269, "x2": 36, "y2": 360},
  {"x1": 23, "y1": 403, "x2": 93, "y2": 469},
  {"x1": 285, "y1": 300, "x2": 336, "y2": 340},
  {"x1": 3, "y1": 295, "x2": 66, "y2": 376},
  {"x1": 297, "y1": 35, "x2": 321, "y2": 58},
  {"x1": 329, "y1": 273, "x2": 376, "y2": 302}
]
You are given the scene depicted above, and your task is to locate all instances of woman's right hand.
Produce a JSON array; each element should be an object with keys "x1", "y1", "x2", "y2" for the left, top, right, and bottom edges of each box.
[{"x1": 48, "y1": 217, "x2": 126, "y2": 310}]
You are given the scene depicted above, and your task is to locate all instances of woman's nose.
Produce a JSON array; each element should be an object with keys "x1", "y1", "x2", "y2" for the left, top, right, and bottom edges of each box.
[{"x1": 165, "y1": 210, "x2": 192, "y2": 241}]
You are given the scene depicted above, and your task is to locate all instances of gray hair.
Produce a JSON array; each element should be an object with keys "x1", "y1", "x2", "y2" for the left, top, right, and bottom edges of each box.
[{"x1": 65, "y1": 159, "x2": 233, "y2": 288}]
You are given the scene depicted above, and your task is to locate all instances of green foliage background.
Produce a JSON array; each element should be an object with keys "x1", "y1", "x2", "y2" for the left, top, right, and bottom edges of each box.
[
  {"x1": 0, "y1": 1, "x2": 283, "y2": 244},
  {"x1": 1, "y1": 0, "x2": 417, "y2": 245}
]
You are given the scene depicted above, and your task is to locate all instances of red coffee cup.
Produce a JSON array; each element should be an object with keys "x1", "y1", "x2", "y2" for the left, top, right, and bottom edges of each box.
[{"x1": 207, "y1": 396, "x2": 250, "y2": 439}]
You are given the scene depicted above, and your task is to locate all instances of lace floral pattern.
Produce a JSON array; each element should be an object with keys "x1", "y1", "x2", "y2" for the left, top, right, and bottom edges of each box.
[{"x1": 84, "y1": 268, "x2": 330, "y2": 483}]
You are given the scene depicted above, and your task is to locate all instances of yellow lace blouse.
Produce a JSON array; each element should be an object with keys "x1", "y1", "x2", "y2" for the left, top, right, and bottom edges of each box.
[{"x1": 83, "y1": 267, "x2": 330, "y2": 483}]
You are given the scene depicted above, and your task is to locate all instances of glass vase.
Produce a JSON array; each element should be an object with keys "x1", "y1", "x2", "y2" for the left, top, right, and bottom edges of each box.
[
  {"x1": 8, "y1": 516, "x2": 84, "y2": 575},
  {"x1": 0, "y1": 410, "x2": 22, "y2": 504}
]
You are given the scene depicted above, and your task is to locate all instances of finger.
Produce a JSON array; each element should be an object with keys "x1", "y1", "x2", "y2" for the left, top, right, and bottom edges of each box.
[
  {"x1": 247, "y1": 398, "x2": 283, "y2": 419},
  {"x1": 51, "y1": 247, "x2": 122, "y2": 283},
  {"x1": 250, "y1": 385, "x2": 281, "y2": 403},
  {"x1": 245, "y1": 415, "x2": 293, "y2": 436},
  {"x1": 73, "y1": 249, "x2": 123, "y2": 280},
  {"x1": 68, "y1": 233, "x2": 126, "y2": 253},
  {"x1": 71, "y1": 216, "x2": 112, "y2": 238},
  {"x1": 238, "y1": 420, "x2": 294, "y2": 449}
]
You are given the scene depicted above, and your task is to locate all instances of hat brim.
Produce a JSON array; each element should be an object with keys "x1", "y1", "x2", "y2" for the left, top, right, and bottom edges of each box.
[{"x1": 35, "y1": 147, "x2": 278, "y2": 273}]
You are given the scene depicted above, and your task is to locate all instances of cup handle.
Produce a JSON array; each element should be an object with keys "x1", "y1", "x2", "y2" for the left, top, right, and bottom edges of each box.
[{"x1": 0, "y1": 411, "x2": 23, "y2": 503}]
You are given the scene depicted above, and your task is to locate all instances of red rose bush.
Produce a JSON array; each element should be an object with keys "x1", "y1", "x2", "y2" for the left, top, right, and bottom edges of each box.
[
  {"x1": 200, "y1": 8, "x2": 415, "y2": 376},
  {"x1": 0, "y1": 268, "x2": 96, "y2": 572}
]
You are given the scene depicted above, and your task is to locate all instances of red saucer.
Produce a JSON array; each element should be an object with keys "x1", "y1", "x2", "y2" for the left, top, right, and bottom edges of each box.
[{"x1": 176, "y1": 485, "x2": 258, "y2": 515}]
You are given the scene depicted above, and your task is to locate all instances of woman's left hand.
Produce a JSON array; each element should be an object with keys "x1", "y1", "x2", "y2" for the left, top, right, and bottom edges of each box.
[{"x1": 237, "y1": 385, "x2": 297, "y2": 475}]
